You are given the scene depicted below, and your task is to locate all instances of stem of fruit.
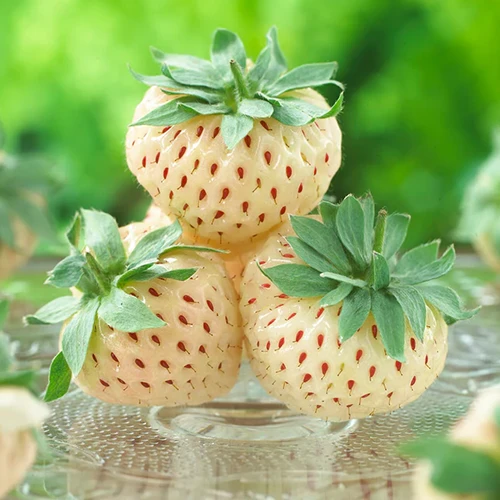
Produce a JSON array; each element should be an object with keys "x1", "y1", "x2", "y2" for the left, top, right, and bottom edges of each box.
[
  {"x1": 230, "y1": 60, "x2": 250, "y2": 103},
  {"x1": 85, "y1": 252, "x2": 110, "y2": 295},
  {"x1": 373, "y1": 210, "x2": 387, "y2": 254}
]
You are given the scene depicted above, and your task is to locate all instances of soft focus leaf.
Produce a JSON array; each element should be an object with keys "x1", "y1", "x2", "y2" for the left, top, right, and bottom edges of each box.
[
  {"x1": 46, "y1": 254, "x2": 85, "y2": 288},
  {"x1": 44, "y1": 351, "x2": 72, "y2": 402}
]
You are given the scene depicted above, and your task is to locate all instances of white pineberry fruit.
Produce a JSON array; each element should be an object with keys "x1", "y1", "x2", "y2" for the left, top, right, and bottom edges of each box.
[
  {"x1": 71, "y1": 221, "x2": 243, "y2": 407},
  {"x1": 413, "y1": 385, "x2": 500, "y2": 500},
  {"x1": 240, "y1": 220, "x2": 448, "y2": 420},
  {"x1": 0, "y1": 387, "x2": 50, "y2": 498},
  {"x1": 126, "y1": 85, "x2": 341, "y2": 247}
]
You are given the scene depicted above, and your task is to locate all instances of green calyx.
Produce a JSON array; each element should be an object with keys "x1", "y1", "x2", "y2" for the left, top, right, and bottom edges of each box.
[
  {"x1": 259, "y1": 194, "x2": 479, "y2": 362},
  {"x1": 25, "y1": 209, "x2": 225, "y2": 402},
  {"x1": 129, "y1": 27, "x2": 344, "y2": 149},
  {"x1": 0, "y1": 299, "x2": 39, "y2": 393},
  {"x1": 402, "y1": 409, "x2": 500, "y2": 497},
  {"x1": 0, "y1": 125, "x2": 58, "y2": 249}
]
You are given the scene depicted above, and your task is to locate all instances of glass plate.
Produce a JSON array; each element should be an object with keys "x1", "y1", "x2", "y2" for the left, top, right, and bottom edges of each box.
[{"x1": 6, "y1": 256, "x2": 500, "y2": 500}]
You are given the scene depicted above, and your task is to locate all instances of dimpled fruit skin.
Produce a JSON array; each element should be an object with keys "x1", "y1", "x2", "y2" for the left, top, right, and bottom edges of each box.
[
  {"x1": 240, "y1": 220, "x2": 448, "y2": 421},
  {"x1": 413, "y1": 386, "x2": 500, "y2": 500},
  {"x1": 126, "y1": 86, "x2": 342, "y2": 246},
  {"x1": 0, "y1": 429, "x2": 37, "y2": 498},
  {"x1": 0, "y1": 216, "x2": 36, "y2": 280},
  {"x1": 71, "y1": 221, "x2": 243, "y2": 407}
]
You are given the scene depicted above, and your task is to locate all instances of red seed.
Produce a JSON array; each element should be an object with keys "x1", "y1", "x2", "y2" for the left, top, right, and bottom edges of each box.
[
  {"x1": 278, "y1": 337, "x2": 285, "y2": 348},
  {"x1": 347, "y1": 380, "x2": 355, "y2": 391},
  {"x1": 197, "y1": 217, "x2": 203, "y2": 225},
  {"x1": 266, "y1": 341, "x2": 271, "y2": 351},
  {"x1": 100, "y1": 379, "x2": 109, "y2": 387},
  {"x1": 356, "y1": 349, "x2": 363, "y2": 362},
  {"x1": 333, "y1": 397, "x2": 339, "y2": 403},
  {"x1": 211, "y1": 163, "x2": 218, "y2": 175},
  {"x1": 286, "y1": 166, "x2": 292, "y2": 178},
  {"x1": 280, "y1": 363, "x2": 286, "y2": 371},
  {"x1": 149, "y1": 288, "x2": 160, "y2": 297},
  {"x1": 178, "y1": 146, "x2": 186, "y2": 159},
  {"x1": 162, "y1": 126, "x2": 171, "y2": 134},
  {"x1": 156, "y1": 313, "x2": 164, "y2": 321},
  {"x1": 267, "y1": 318, "x2": 276, "y2": 326},
  {"x1": 160, "y1": 360, "x2": 169, "y2": 369},
  {"x1": 173, "y1": 130, "x2": 181, "y2": 140},
  {"x1": 142, "y1": 156, "x2": 146, "y2": 168},
  {"x1": 303, "y1": 373, "x2": 312, "y2": 383},
  {"x1": 180, "y1": 175, "x2": 187, "y2": 188},
  {"x1": 321, "y1": 363, "x2": 329, "y2": 375},
  {"x1": 221, "y1": 187, "x2": 230, "y2": 200},
  {"x1": 135, "y1": 359, "x2": 145, "y2": 369},
  {"x1": 117, "y1": 378, "x2": 126, "y2": 385},
  {"x1": 141, "y1": 382, "x2": 150, "y2": 388},
  {"x1": 337, "y1": 306, "x2": 342, "y2": 316},
  {"x1": 237, "y1": 167, "x2": 244, "y2": 179},
  {"x1": 155, "y1": 152, "x2": 160, "y2": 163},
  {"x1": 169, "y1": 190, "x2": 174, "y2": 199},
  {"x1": 278, "y1": 293, "x2": 288, "y2": 299},
  {"x1": 179, "y1": 315, "x2": 188, "y2": 325},
  {"x1": 196, "y1": 126, "x2": 204, "y2": 137},
  {"x1": 212, "y1": 127, "x2": 220, "y2": 138},
  {"x1": 203, "y1": 322, "x2": 211, "y2": 333},
  {"x1": 313, "y1": 167, "x2": 317, "y2": 176},
  {"x1": 369, "y1": 366, "x2": 376, "y2": 379},
  {"x1": 298, "y1": 183, "x2": 303, "y2": 193},
  {"x1": 248, "y1": 297, "x2": 257, "y2": 304},
  {"x1": 183, "y1": 295, "x2": 194, "y2": 303},
  {"x1": 298, "y1": 352, "x2": 307, "y2": 364},
  {"x1": 177, "y1": 342, "x2": 187, "y2": 352},
  {"x1": 296, "y1": 330, "x2": 304, "y2": 342},
  {"x1": 261, "y1": 283, "x2": 271, "y2": 289},
  {"x1": 92, "y1": 354, "x2": 98, "y2": 363},
  {"x1": 256, "y1": 178, "x2": 262, "y2": 188},
  {"x1": 325, "y1": 153, "x2": 329, "y2": 162},
  {"x1": 199, "y1": 345, "x2": 206, "y2": 354},
  {"x1": 425, "y1": 355, "x2": 429, "y2": 365},
  {"x1": 199, "y1": 189, "x2": 207, "y2": 201},
  {"x1": 317, "y1": 334, "x2": 324, "y2": 347},
  {"x1": 260, "y1": 120, "x2": 270, "y2": 131},
  {"x1": 163, "y1": 168, "x2": 169, "y2": 179},
  {"x1": 129, "y1": 332, "x2": 138, "y2": 342},
  {"x1": 258, "y1": 213, "x2": 265, "y2": 223},
  {"x1": 387, "y1": 392, "x2": 394, "y2": 398},
  {"x1": 242, "y1": 201, "x2": 249, "y2": 213},
  {"x1": 410, "y1": 338, "x2": 416, "y2": 351},
  {"x1": 372, "y1": 325, "x2": 378, "y2": 339},
  {"x1": 111, "y1": 352, "x2": 119, "y2": 363},
  {"x1": 316, "y1": 307, "x2": 325, "y2": 319},
  {"x1": 207, "y1": 300, "x2": 214, "y2": 311},
  {"x1": 264, "y1": 151, "x2": 271, "y2": 165},
  {"x1": 283, "y1": 253, "x2": 294, "y2": 258},
  {"x1": 361, "y1": 393, "x2": 370, "y2": 399},
  {"x1": 165, "y1": 380, "x2": 174, "y2": 385},
  {"x1": 152, "y1": 335, "x2": 160, "y2": 345},
  {"x1": 410, "y1": 376, "x2": 417, "y2": 386},
  {"x1": 395, "y1": 361, "x2": 402, "y2": 371},
  {"x1": 214, "y1": 210, "x2": 224, "y2": 219},
  {"x1": 182, "y1": 203, "x2": 188, "y2": 211},
  {"x1": 271, "y1": 187, "x2": 277, "y2": 200},
  {"x1": 244, "y1": 135, "x2": 251, "y2": 147}
]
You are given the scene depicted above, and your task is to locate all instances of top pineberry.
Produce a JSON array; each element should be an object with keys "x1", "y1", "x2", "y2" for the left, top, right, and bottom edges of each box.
[{"x1": 126, "y1": 27, "x2": 343, "y2": 246}]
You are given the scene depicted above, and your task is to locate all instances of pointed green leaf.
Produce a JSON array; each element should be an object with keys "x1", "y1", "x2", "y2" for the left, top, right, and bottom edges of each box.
[
  {"x1": 290, "y1": 215, "x2": 351, "y2": 274},
  {"x1": 336, "y1": 195, "x2": 368, "y2": 268},
  {"x1": 161, "y1": 87, "x2": 222, "y2": 104},
  {"x1": 221, "y1": 114, "x2": 254, "y2": 149},
  {"x1": 65, "y1": 212, "x2": 82, "y2": 252},
  {"x1": 25, "y1": 296, "x2": 81, "y2": 325},
  {"x1": 360, "y1": 194, "x2": 375, "y2": 261},
  {"x1": 162, "y1": 244, "x2": 228, "y2": 255},
  {"x1": 119, "y1": 265, "x2": 197, "y2": 284},
  {"x1": 61, "y1": 297, "x2": 100, "y2": 376},
  {"x1": 258, "y1": 263, "x2": 334, "y2": 297},
  {"x1": 321, "y1": 272, "x2": 367, "y2": 288},
  {"x1": 389, "y1": 285, "x2": 427, "y2": 341},
  {"x1": 268, "y1": 62, "x2": 337, "y2": 96},
  {"x1": 261, "y1": 26, "x2": 287, "y2": 84},
  {"x1": 81, "y1": 209, "x2": 126, "y2": 275},
  {"x1": 286, "y1": 236, "x2": 337, "y2": 273},
  {"x1": 383, "y1": 213, "x2": 411, "y2": 259},
  {"x1": 129, "y1": 66, "x2": 179, "y2": 88},
  {"x1": 338, "y1": 288, "x2": 371, "y2": 342},
  {"x1": 247, "y1": 45, "x2": 272, "y2": 92},
  {"x1": 131, "y1": 98, "x2": 198, "y2": 127},
  {"x1": 115, "y1": 262, "x2": 153, "y2": 287},
  {"x1": 239, "y1": 99, "x2": 274, "y2": 118},
  {"x1": 211, "y1": 29, "x2": 247, "y2": 80},
  {"x1": 403, "y1": 439, "x2": 500, "y2": 494},
  {"x1": 0, "y1": 199, "x2": 15, "y2": 248},
  {"x1": 179, "y1": 102, "x2": 231, "y2": 115},
  {"x1": 417, "y1": 285, "x2": 479, "y2": 323},
  {"x1": 394, "y1": 246, "x2": 455, "y2": 285},
  {"x1": 44, "y1": 351, "x2": 72, "y2": 402},
  {"x1": 371, "y1": 252, "x2": 390, "y2": 290},
  {"x1": 320, "y1": 282, "x2": 353, "y2": 307},
  {"x1": 150, "y1": 48, "x2": 215, "y2": 73},
  {"x1": 371, "y1": 290, "x2": 406, "y2": 362},
  {"x1": 98, "y1": 287, "x2": 165, "y2": 332},
  {"x1": 319, "y1": 201, "x2": 339, "y2": 230},
  {"x1": 163, "y1": 64, "x2": 223, "y2": 90},
  {"x1": 127, "y1": 221, "x2": 182, "y2": 268},
  {"x1": 0, "y1": 299, "x2": 8, "y2": 331},
  {"x1": 46, "y1": 254, "x2": 85, "y2": 288},
  {"x1": 394, "y1": 240, "x2": 440, "y2": 275}
]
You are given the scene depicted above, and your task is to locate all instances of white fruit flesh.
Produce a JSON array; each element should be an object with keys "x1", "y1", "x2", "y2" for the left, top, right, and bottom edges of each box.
[
  {"x1": 0, "y1": 217, "x2": 36, "y2": 280},
  {"x1": 413, "y1": 386, "x2": 500, "y2": 499},
  {"x1": 126, "y1": 86, "x2": 342, "y2": 246},
  {"x1": 474, "y1": 233, "x2": 500, "y2": 273},
  {"x1": 240, "y1": 221, "x2": 448, "y2": 420},
  {"x1": 0, "y1": 387, "x2": 50, "y2": 498},
  {"x1": 72, "y1": 222, "x2": 243, "y2": 407}
]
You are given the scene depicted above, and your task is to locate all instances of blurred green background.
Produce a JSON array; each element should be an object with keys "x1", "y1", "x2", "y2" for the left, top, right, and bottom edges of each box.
[{"x1": 1, "y1": 0, "x2": 499, "y2": 248}]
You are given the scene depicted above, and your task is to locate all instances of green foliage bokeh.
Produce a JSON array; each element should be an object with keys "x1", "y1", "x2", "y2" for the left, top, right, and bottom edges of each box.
[{"x1": 0, "y1": 0, "x2": 499, "y2": 247}]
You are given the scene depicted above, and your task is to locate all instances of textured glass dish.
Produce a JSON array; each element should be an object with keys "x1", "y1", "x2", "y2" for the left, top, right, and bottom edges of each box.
[{"x1": 5, "y1": 256, "x2": 500, "y2": 499}]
